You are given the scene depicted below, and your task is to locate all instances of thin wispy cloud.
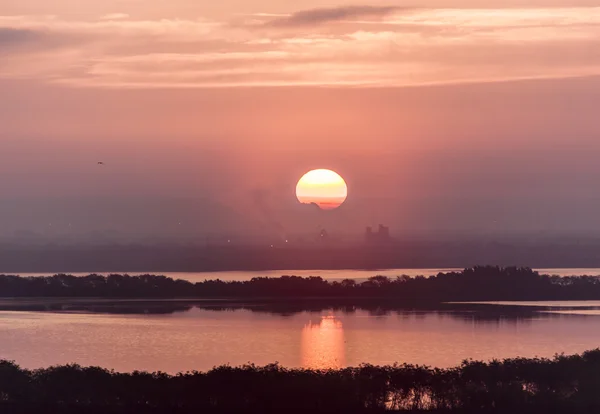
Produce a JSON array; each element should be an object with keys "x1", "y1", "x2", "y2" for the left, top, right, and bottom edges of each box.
[
  {"x1": 100, "y1": 13, "x2": 130, "y2": 21},
  {"x1": 0, "y1": 15, "x2": 221, "y2": 38}
]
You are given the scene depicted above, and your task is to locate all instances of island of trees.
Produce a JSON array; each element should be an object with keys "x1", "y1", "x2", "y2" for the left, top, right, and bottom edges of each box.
[
  {"x1": 3, "y1": 349, "x2": 600, "y2": 413},
  {"x1": 2, "y1": 266, "x2": 600, "y2": 302}
]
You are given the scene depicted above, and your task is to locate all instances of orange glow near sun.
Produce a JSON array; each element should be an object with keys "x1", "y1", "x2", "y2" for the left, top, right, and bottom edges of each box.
[{"x1": 296, "y1": 169, "x2": 348, "y2": 210}]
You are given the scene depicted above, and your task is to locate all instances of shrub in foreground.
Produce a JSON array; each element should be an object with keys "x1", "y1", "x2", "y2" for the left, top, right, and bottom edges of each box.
[{"x1": 3, "y1": 350, "x2": 600, "y2": 413}]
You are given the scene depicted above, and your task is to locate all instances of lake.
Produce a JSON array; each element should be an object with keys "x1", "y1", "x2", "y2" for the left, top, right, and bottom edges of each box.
[
  {"x1": 2, "y1": 300, "x2": 600, "y2": 373},
  {"x1": 12, "y1": 267, "x2": 600, "y2": 281}
]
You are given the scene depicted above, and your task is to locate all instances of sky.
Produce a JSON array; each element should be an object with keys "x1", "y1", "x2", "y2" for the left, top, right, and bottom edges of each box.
[{"x1": 2, "y1": 0, "x2": 600, "y2": 241}]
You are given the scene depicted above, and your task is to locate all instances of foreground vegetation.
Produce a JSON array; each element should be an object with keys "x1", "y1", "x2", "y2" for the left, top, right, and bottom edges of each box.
[
  {"x1": 2, "y1": 266, "x2": 600, "y2": 301},
  {"x1": 3, "y1": 350, "x2": 600, "y2": 413}
]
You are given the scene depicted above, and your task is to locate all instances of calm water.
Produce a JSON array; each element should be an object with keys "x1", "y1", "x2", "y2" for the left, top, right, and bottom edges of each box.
[
  {"x1": 12, "y1": 268, "x2": 600, "y2": 281},
  {"x1": 3, "y1": 302, "x2": 600, "y2": 373}
]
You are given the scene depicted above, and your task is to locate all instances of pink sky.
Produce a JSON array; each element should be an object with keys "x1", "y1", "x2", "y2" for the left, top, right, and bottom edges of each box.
[
  {"x1": 1, "y1": 1, "x2": 600, "y2": 239},
  {"x1": 2, "y1": 2, "x2": 600, "y2": 88}
]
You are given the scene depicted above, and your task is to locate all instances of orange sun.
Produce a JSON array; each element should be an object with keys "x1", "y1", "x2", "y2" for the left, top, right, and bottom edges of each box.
[{"x1": 296, "y1": 169, "x2": 348, "y2": 210}]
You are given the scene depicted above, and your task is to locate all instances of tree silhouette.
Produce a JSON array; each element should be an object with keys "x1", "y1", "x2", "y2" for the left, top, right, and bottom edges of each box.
[{"x1": 2, "y1": 266, "x2": 600, "y2": 302}]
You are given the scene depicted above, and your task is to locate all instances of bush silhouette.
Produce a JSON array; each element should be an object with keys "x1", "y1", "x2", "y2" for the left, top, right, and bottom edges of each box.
[{"x1": 3, "y1": 350, "x2": 600, "y2": 413}]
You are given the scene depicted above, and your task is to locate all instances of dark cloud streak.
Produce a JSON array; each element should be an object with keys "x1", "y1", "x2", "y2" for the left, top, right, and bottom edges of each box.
[
  {"x1": 267, "y1": 5, "x2": 405, "y2": 27},
  {"x1": 0, "y1": 27, "x2": 82, "y2": 54},
  {"x1": 0, "y1": 28, "x2": 40, "y2": 48}
]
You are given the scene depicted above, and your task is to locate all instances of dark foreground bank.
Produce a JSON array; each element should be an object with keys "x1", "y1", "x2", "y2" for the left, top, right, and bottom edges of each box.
[{"x1": 3, "y1": 350, "x2": 600, "y2": 413}]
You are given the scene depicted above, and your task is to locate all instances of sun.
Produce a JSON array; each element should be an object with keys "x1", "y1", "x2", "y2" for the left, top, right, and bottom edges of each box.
[{"x1": 296, "y1": 169, "x2": 348, "y2": 210}]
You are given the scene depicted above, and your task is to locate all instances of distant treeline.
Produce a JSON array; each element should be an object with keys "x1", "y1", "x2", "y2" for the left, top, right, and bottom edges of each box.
[
  {"x1": 2, "y1": 266, "x2": 600, "y2": 301},
  {"x1": 4, "y1": 350, "x2": 600, "y2": 413}
]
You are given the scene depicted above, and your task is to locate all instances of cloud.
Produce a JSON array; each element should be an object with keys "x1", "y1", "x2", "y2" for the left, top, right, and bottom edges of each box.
[
  {"x1": 0, "y1": 16, "x2": 221, "y2": 39},
  {"x1": 267, "y1": 6, "x2": 403, "y2": 27},
  {"x1": 2, "y1": 7, "x2": 600, "y2": 88}
]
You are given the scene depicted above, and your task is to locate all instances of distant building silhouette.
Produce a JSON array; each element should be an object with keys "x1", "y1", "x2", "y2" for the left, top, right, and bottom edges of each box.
[{"x1": 366, "y1": 225, "x2": 391, "y2": 244}]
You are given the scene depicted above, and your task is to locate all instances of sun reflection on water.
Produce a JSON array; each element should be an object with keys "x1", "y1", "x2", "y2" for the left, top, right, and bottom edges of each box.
[{"x1": 301, "y1": 315, "x2": 346, "y2": 369}]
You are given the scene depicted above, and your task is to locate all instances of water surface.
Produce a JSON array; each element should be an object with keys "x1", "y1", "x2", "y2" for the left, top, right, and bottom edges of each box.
[{"x1": 2, "y1": 303, "x2": 600, "y2": 373}]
